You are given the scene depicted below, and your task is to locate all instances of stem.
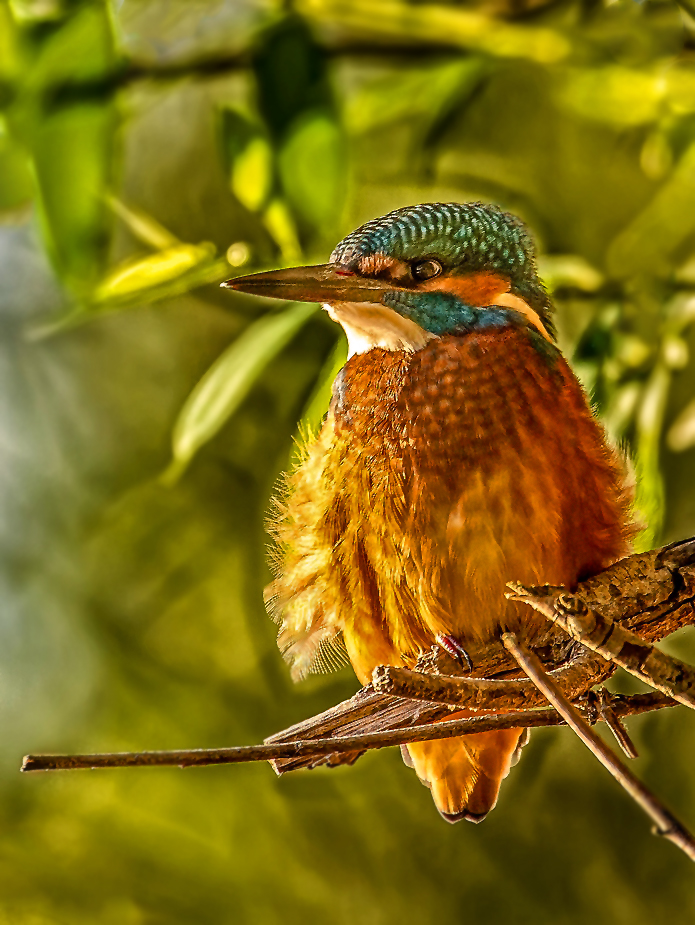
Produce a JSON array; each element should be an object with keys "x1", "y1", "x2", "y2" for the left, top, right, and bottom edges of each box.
[
  {"x1": 22, "y1": 692, "x2": 674, "y2": 773},
  {"x1": 502, "y1": 632, "x2": 695, "y2": 864},
  {"x1": 506, "y1": 584, "x2": 695, "y2": 710}
]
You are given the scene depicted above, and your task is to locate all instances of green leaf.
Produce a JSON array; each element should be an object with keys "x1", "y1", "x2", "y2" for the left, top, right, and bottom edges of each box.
[
  {"x1": 296, "y1": 0, "x2": 569, "y2": 64},
  {"x1": 8, "y1": 0, "x2": 67, "y2": 24},
  {"x1": 607, "y1": 142, "x2": 695, "y2": 279},
  {"x1": 633, "y1": 364, "x2": 671, "y2": 551},
  {"x1": 0, "y1": 3, "x2": 22, "y2": 80},
  {"x1": 221, "y1": 109, "x2": 274, "y2": 214},
  {"x1": 232, "y1": 135, "x2": 274, "y2": 213},
  {"x1": 559, "y1": 67, "x2": 665, "y2": 128},
  {"x1": 602, "y1": 381, "x2": 642, "y2": 443},
  {"x1": 165, "y1": 301, "x2": 318, "y2": 482},
  {"x1": 262, "y1": 198, "x2": 302, "y2": 262},
  {"x1": 27, "y1": 255, "x2": 230, "y2": 340},
  {"x1": 667, "y1": 397, "x2": 695, "y2": 452},
  {"x1": 288, "y1": 334, "x2": 347, "y2": 470},
  {"x1": 278, "y1": 109, "x2": 346, "y2": 233},
  {"x1": 31, "y1": 101, "x2": 117, "y2": 291},
  {"x1": 24, "y1": 4, "x2": 118, "y2": 92},
  {"x1": 93, "y1": 243, "x2": 217, "y2": 304},
  {"x1": 106, "y1": 196, "x2": 181, "y2": 251},
  {"x1": 537, "y1": 255, "x2": 604, "y2": 293},
  {"x1": 345, "y1": 59, "x2": 486, "y2": 135},
  {"x1": 0, "y1": 116, "x2": 32, "y2": 211}
]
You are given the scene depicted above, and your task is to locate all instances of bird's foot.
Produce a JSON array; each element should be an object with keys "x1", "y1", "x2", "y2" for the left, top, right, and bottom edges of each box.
[{"x1": 435, "y1": 634, "x2": 473, "y2": 673}]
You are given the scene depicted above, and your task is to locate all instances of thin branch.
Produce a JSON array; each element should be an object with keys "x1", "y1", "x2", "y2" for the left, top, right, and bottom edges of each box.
[
  {"x1": 597, "y1": 688, "x2": 639, "y2": 759},
  {"x1": 19, "y1": 712, "x2": 563, "y2": 772},
  {"x1": 21, "y1": 692, "x2": 675, "y2": 774},
  {"x1": 506, "y1": 583, "x2": 695, "y2": 710},
  {"x1": 502, "y1": 632, "x2": 695, "y2": 864},
  {"x1": 268, "y1": 537, "x2": 695, "y2": 773},
  {"x1": 371, "y1": 649, "x2": 611, "y2": 710}
]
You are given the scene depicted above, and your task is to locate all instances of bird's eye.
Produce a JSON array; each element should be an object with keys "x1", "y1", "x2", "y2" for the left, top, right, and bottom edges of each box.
[{"x1": 412, "y1": 259, "x2": 443, "y2": 281}]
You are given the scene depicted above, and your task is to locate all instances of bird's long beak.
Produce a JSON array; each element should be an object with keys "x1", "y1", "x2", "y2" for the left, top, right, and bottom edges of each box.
[{"x1": 221, "y1": 264, "x2": 401, "y2": 304}]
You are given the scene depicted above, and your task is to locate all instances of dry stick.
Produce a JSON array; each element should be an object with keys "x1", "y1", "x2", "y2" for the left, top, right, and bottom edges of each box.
[
  {"x1": 597, "y1": 689, "x2": 639, "y2": 760},
  {"x1": 21, "y1": 692, "x2": 675, "y2": 773},
  {"x1": 372, "y1": 652, "x2": 611, "y2": 711},
  {"x1": 502, "y1": 632, "x2": 695, "y2": 864},
  {"x1": 268, "y1": 638, "x2": 609, "y2": 774},
  {"x1": 20, "y1": 711, "x2": 564, "y2": 772},
  {"x1": 507, "y1": 583, "x2": 695, "y2": 710}
]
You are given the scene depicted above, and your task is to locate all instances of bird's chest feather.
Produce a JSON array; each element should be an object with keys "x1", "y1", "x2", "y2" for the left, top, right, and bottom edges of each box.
[{"x1": 268, "y1": 326, "x2": 630, "y2": 681}]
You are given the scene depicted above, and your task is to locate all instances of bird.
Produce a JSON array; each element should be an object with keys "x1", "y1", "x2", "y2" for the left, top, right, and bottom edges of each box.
[{"x1": 222, "y1": 202, "x2": 632, "y2": 823}]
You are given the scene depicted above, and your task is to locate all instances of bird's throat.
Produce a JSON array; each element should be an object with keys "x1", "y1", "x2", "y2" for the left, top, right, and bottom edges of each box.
[
  {"x1": 324, "y1": 286, "x2": 551, "y2": 359},
  {"x1": 323, "y1": 301, "x2": 436, "y2": 358}
]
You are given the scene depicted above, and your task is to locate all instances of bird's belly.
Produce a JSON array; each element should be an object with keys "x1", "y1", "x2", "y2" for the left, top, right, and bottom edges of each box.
[{"x1": 337, "y1": 429, "x2": 567, "y2": 676}]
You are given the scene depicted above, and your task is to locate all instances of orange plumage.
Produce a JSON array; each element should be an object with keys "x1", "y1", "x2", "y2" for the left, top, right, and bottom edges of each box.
[
  {"x1": 266, "y1": 325, "x2": 632, "y2": 821},
  {"x1": 225, "y1": 201, "x2": 633, "y2": 822}
]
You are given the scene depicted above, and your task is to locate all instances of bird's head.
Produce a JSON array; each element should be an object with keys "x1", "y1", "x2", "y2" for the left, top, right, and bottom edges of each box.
[{"x1": 223, "y1": 202, "x2": 554, "y2": 356}]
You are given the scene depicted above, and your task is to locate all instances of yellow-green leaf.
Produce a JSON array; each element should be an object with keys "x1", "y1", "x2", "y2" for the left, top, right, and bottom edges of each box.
[
  {"x1": 559, "y1": 67, "x2": 665, "y2": 127},
  {"x1": 345, "y1": 59, "x2": 485, "y2": 135},
  {"x1": 667, "y1": 398, "x2": 695, "y2": 453},
  {"x1": 166, "y1": 301, "x2": 318, "y2": 481},
  {"x1": 106, "y1": 196, "x2": 180, "y2": 251},
  {"x1": 608, "y1": 142, "x2": 695, "y2": 279},
  {"x1": 262, "y1": 198, "x2": 302, "y2": 263},
  {"x1": 222, "y1": 108, "x2": 274, "y2": 214},
  {"x1": 232, "y1": 136, "x2": 274, "y2": 213},
  {"x1": 93, "y1": 243, "x2": 216, "y2": 303},
  {"x1": 633, "y1": 364, "x2": 671, "y2": 550}
]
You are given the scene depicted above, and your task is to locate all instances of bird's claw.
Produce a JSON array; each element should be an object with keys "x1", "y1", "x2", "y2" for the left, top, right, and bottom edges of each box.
[{"x1": 436, "y1": 633, "x2": 473, "y2": 672}]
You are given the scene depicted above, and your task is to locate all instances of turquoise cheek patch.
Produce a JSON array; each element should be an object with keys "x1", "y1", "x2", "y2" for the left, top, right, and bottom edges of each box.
[{"x1": 383, "y1": 290, "x2": 514, "y2": 337}]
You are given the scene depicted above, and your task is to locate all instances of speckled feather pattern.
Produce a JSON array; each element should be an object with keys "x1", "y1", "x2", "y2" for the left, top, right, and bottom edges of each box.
[
  {"x1": 332, "y1": 202, "x2": 532, "y2": 274},
  {"x1": 266, "y1": 324, "x2": 631, "y2": 685},
  {"x1": 331, "y1": 202, "x2": 555, "y2": 336}
]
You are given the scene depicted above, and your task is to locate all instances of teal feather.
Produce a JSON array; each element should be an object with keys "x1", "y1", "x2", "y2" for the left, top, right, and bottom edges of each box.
[{"x1": 331, "y1": 202, "x2": 555, "y2": 338}]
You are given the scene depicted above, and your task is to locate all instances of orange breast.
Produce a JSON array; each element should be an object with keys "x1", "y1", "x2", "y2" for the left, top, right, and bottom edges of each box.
[{"x1": 266, "y1": 324, "x2": 632, "y2": 684}]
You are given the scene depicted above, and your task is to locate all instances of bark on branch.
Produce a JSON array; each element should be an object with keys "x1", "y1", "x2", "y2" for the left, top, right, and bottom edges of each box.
[
  {"x1": 265, "y1": 536, "x2": 695, "y2": 773},
  {"x1": 21, "y1": 691, "x2": 675, "y2": 772}
]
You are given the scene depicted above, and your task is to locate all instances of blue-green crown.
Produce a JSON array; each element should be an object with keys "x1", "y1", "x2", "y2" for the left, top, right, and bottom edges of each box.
[{"x1": 331, "y1": 202, "x2": 554, "y2": 338}]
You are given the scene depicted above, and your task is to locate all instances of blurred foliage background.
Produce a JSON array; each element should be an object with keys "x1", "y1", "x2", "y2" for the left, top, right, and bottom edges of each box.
[{"x1": 3, "y1": 0, "x2": 695, "y2": 920}]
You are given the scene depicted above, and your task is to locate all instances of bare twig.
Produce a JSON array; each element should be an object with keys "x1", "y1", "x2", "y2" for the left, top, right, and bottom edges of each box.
[
  {"x1": 21, "y1": 692, "x2": 675, "y2": 773},
  {"x1": 502, "y1": 632, "x2": 695, "y2": 863},
  {"x1": 506, "y1": 584, "x2": 695, "y2": 710},
  {"x1": 371, "y1": 650, "x2": 611, "y2": 710},
  {"x1": 20, "y1": 711, "x2": 564, "y2": 772},
  {"x1": 597, "y1": 688, "x2": 639, "y2": 759},
  {"x1": 268, "y1": 538, "x2": 695, "y2": 773}
]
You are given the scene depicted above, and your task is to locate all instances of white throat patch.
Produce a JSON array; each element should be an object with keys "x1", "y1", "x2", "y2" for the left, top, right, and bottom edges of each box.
[{"x1": 323, "y1": 302, "x2": 436, "y2": 358}]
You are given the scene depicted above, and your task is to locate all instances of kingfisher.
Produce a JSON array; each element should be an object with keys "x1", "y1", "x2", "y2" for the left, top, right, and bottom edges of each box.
[{"x1": 223, "y1": 202, "x2": 632, "y2": 822}]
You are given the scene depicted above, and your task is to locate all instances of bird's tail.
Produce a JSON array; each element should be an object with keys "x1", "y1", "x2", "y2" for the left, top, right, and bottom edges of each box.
[{"x1": 404, "y1": 726, "x2": 526, "y2": 822}]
